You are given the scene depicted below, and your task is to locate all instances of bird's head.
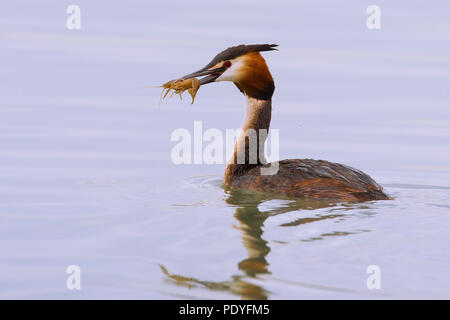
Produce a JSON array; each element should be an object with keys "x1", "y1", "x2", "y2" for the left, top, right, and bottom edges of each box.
[{"x1": 176, "y1": 44, "x2": 277, "y2": 100}]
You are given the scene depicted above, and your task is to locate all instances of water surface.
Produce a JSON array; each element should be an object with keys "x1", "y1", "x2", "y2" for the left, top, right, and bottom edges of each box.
[{"x1": 0, "y1": 0, "x2": 449, "y2": 299}]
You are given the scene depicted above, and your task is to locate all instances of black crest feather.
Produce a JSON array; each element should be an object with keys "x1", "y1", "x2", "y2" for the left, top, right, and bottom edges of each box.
[{"x1": 202, "y1": 44, "x2": 278, "y2": 70}]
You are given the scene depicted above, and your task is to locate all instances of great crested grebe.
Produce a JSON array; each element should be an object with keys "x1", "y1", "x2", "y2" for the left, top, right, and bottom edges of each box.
[{"x1": 168, "y1": 44, "x2": 389, "y2": 202}]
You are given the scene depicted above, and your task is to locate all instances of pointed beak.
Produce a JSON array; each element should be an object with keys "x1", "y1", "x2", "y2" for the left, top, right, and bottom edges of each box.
[{"x1": 177, "y1": 66, "x2": 226, "y2": 85}]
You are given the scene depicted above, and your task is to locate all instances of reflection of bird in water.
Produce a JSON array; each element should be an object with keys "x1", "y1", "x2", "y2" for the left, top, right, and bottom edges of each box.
[
  {"x1": 159, "y1": 190, "x2": 338, "y2": 300},
  {"x1": 168, "y1": 44, "x2": 389, "y2": 202}
]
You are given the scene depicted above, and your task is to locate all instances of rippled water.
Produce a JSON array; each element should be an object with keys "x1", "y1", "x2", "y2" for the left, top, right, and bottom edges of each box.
[{"x1": 1, "y1": 1, "x2": 449, "y2": 299}]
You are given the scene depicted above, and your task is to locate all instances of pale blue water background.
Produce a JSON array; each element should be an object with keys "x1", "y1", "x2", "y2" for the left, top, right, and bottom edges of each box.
[{"x1": 0, "y1": 1, "x2": 449, "y2": 299}]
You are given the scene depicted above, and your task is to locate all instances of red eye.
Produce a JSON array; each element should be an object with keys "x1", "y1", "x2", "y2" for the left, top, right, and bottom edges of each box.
[{"x1": 224, "y1": 60, "x2": 232, "y2": 68}]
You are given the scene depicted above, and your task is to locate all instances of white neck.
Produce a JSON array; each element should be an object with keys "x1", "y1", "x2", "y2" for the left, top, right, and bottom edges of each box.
[{"x1": 224, "y1": 97, "x2": 272, "y2": 185}]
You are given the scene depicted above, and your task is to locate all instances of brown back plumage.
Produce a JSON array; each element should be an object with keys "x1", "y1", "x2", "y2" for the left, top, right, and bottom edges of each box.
[{"x1": 226, "y1": 159, "x2": 389, "y2": 202}]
